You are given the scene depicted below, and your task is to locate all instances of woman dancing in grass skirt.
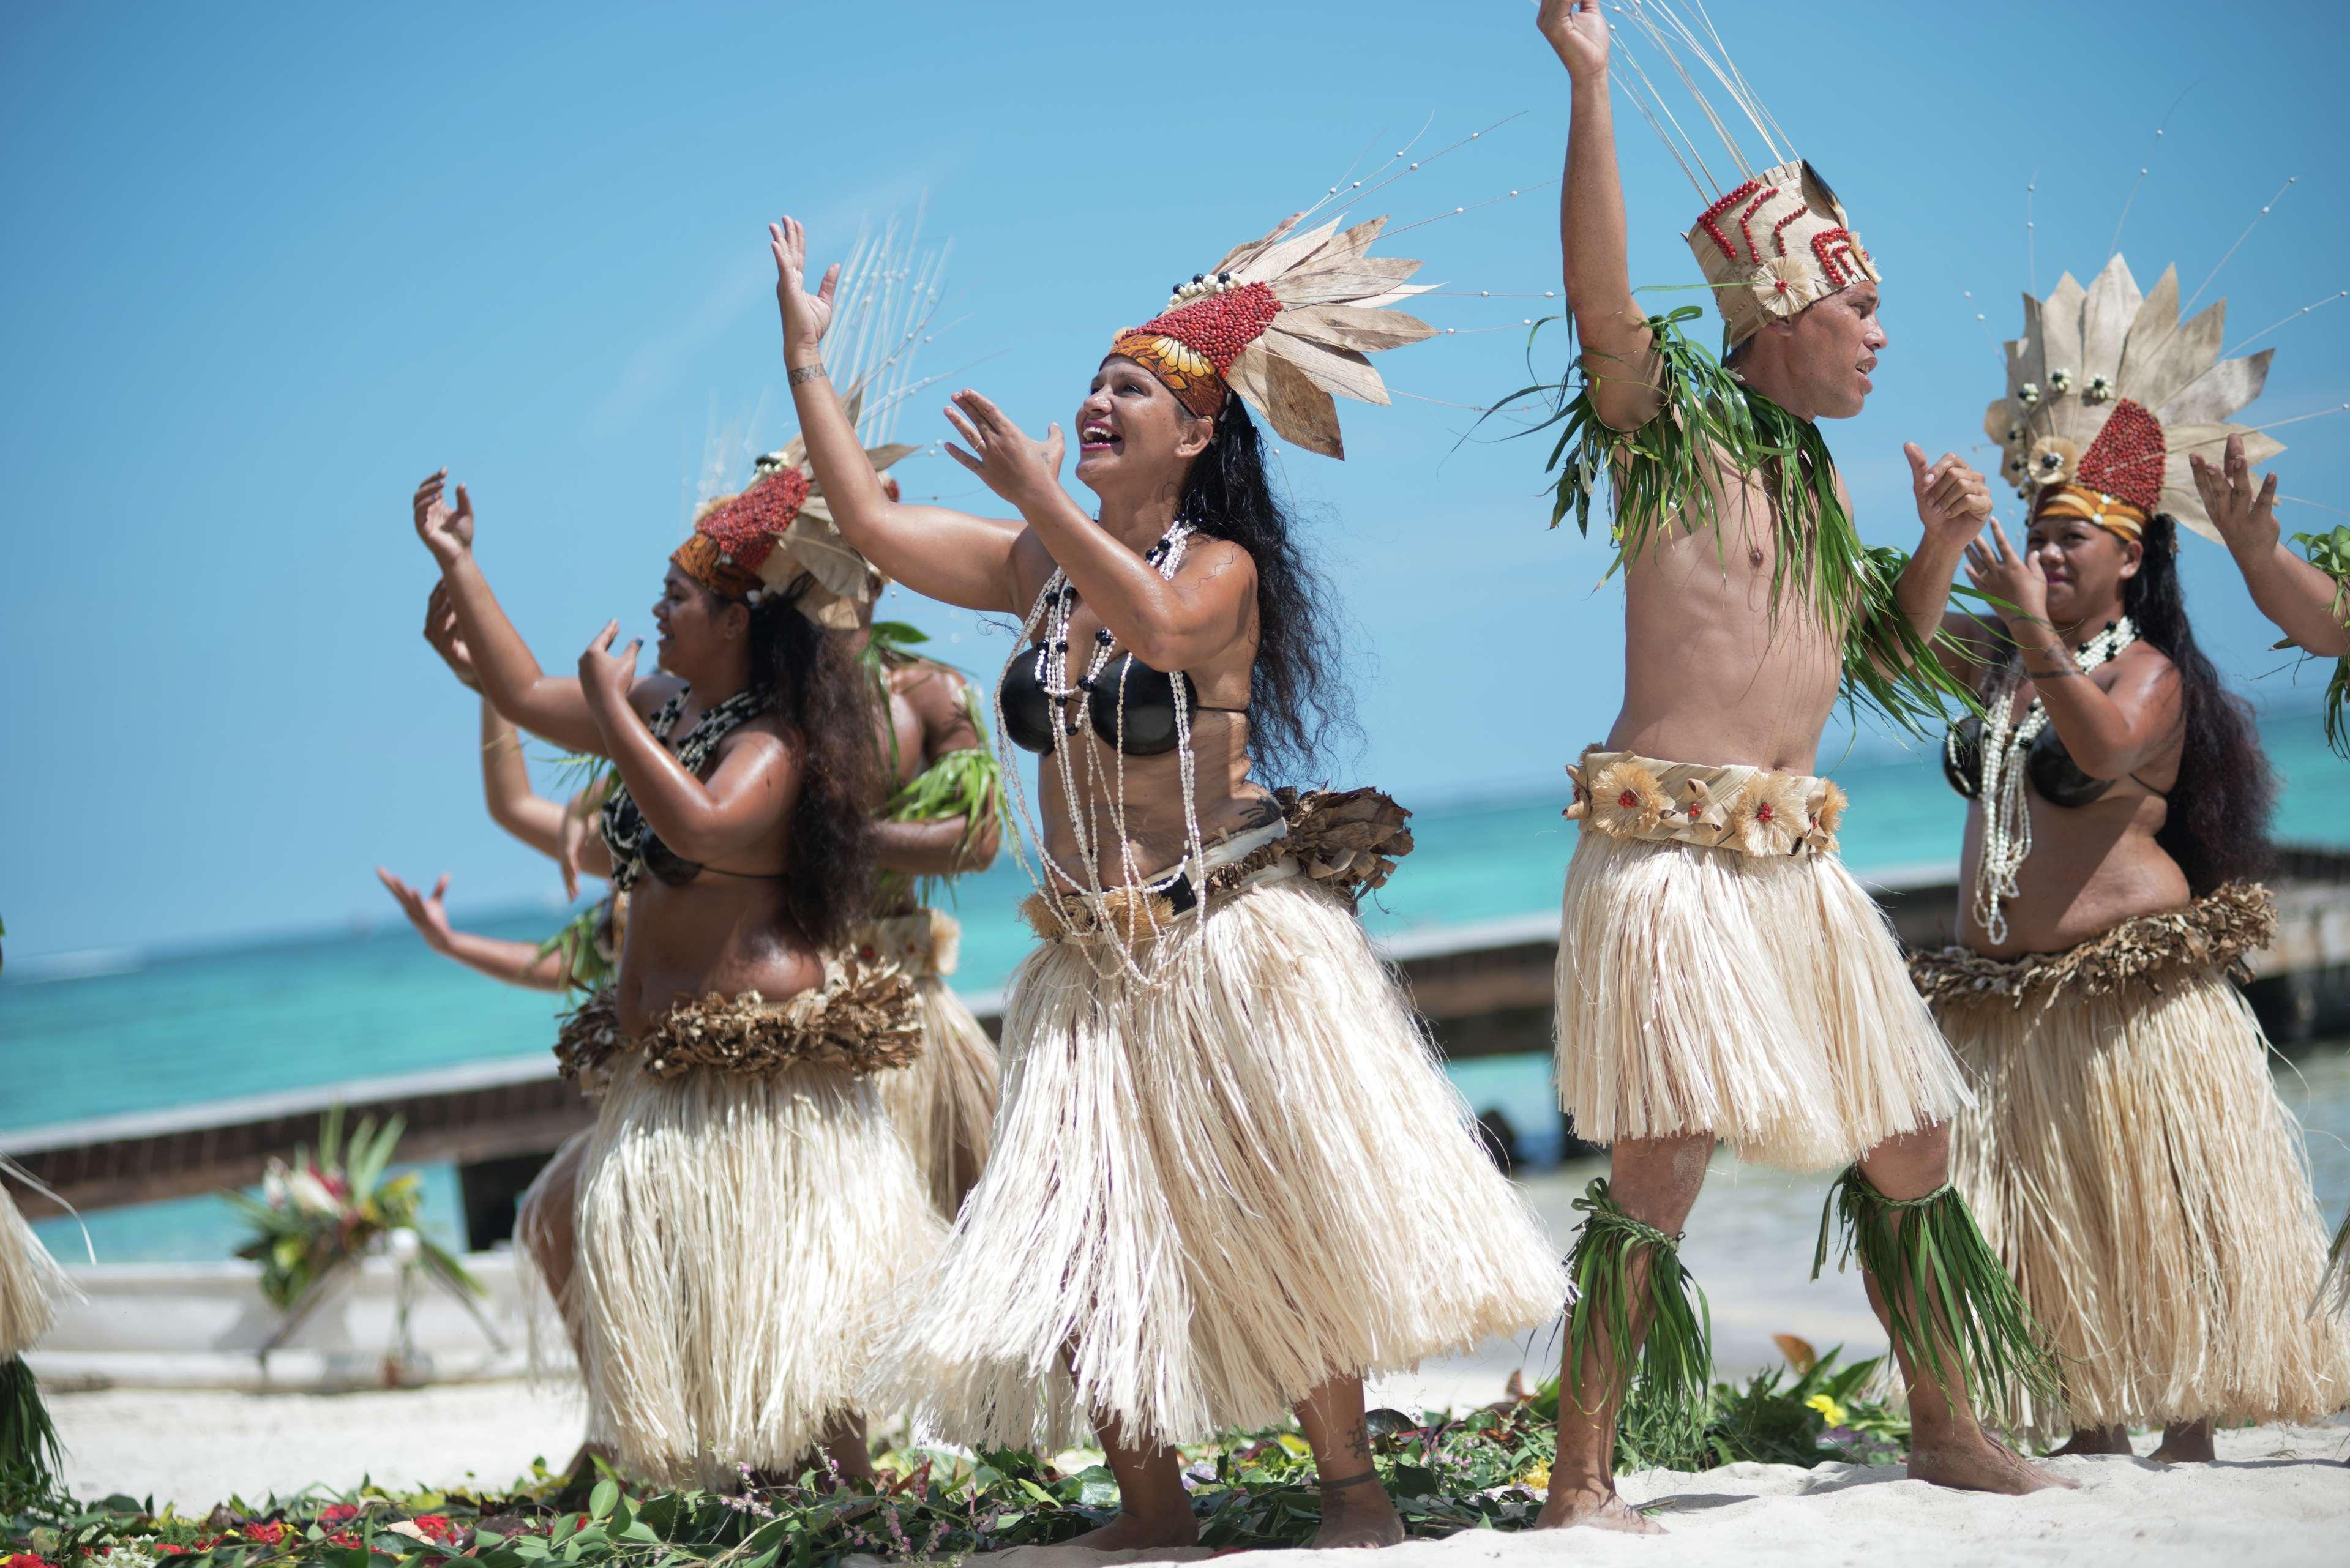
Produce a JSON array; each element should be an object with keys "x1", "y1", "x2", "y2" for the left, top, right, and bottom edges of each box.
[
  {"x1": 412, "y1": 449, "x2": 937, "y2": 1488},
  {"x1": 1923, "y1": 256, "x2": 2350, "y2": 1456},
  {"x1": 769, "y1": 209, "x2": 1563, "y2": 1551}
]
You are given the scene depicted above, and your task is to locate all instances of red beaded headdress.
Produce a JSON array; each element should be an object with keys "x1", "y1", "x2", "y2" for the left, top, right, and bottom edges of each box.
[
  {"x1": 1985, "y1": 254, "x2": 2281, "y2": 544},
  {"x1": 1107, "y1": 212, "x2": 1435, "y2": 459},
  {"x1": 676, "y1": 422, "x2": 917, "y2": 628},
  {"x1": 1684, "y1": 159, "x2": 1879, "y2": 349},
  {"x1": 1600, "y1": 2, "x2": 1883, "y2": 349}
]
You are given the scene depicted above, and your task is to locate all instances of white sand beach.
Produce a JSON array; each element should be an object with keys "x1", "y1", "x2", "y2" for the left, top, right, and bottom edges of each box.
[{"x1": 45, "y1": 1159, "x2": 2350, "y2": 1562}]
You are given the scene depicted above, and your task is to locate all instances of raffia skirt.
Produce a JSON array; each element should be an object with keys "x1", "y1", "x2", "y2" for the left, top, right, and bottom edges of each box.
[
  {"x1": 869, "y1": 860, "x2": 1567, "y2": 1452},
  {"x1": 861, "y1": 910, "x2": 1001, "y2": 1219},
  {"x1": 550, "y1": 964, "x2": 945, "y2": 1488},
  {"x1": 1555, "y1": 750, "x2": 1973, "y2": 1168},
  {"x1": 1921, "y1": 884, "x2": 2350, "y2": 1437},
  {"x1": 1, "y1": 1184, "x2": 71, "y2": 1361}
]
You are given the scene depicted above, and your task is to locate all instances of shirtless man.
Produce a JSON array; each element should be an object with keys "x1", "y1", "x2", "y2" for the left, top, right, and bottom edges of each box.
[{"x1": 1533, "y1": 1, "x2": 2069, "y2": 1529}]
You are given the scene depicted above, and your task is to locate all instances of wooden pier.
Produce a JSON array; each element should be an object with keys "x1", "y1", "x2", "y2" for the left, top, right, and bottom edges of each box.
[{"x1": 8, "y1": 847, "x2": 2346, "y2": 1239}]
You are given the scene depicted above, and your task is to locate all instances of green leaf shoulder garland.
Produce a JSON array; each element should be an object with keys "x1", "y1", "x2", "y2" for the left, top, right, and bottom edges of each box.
[
  {"x1": 1516, "y1": 306, "x2": 1982, "y2": 738},
  {"x1": 2290, "y1": 525, "x2": 2350, "y2": 756}
]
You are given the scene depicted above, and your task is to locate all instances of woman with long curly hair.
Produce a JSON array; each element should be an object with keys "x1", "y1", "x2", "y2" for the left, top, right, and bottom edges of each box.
[
  {"x1": 1921, "y1": 256, "x2": 2350, "y2": 1460},
  {"x1": 768, "y1": 211, "x2": 1562, "y2": 1552},
  {"x1": 410, "y1": 458, "x2": 938, "y2": 1490}
]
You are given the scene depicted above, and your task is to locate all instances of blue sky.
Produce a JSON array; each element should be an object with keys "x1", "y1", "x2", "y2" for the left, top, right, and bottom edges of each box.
[{"x1": 4, "y1": 0, "x2": 2346, "y2": 960}]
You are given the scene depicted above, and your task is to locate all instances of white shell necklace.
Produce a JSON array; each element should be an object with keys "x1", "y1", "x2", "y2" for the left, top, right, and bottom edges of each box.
[{"x1": 1970, "y1": 614, "x2": 2138, "y2": 945}]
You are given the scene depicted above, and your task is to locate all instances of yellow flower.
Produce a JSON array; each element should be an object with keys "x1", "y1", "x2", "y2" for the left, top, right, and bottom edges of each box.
[
  {"x1": 1516, "y1": 1461, "x2": 1552, "y2": 1491},
  {"x1": 1726, "y1": 771, "x2": 1808, "y2": 856},
  {"x1": 1805, "y1": 1392, "x2": 1849, "y2": 1427},
  {"x1": 1588, "y1": 758, "x2": 1668, "y2": 835},
  {"x1": 1806, "y1": 779, "x2": 1848, "y2": 854}
]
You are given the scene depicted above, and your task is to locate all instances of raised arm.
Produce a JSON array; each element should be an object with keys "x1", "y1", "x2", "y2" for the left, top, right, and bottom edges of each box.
[
  {"x1": 771, "y1": 219, "x2": 1027, "y2": 614},
  {"x1": 2196, "y1": 438, "x2": 2350, "y2": 659},
  {"x1": 578, "y1": 624, "x2": 794, "y2": 870},
  {"x1": 1539, "y1": 0, "x2": 1665, "y2": 432},
  {"x1": 413, "y1": 469, "x2": 611, "y2": 755},
  {"x1": 1890, "y1": 446, "x2": 1996, "y2": 682},
  {"x1": 1967, "y1": 520, "x2": 2179, "y2": 778},
  {"x1": 873, "y1": 666, "x2": 1003, "y2": 879},
  {"x1": 940, "y1": 388, "x2": 1256, "y2": 672},
  {"x1": 375, "y1": 868, "x2": 570, "y2": 992}
]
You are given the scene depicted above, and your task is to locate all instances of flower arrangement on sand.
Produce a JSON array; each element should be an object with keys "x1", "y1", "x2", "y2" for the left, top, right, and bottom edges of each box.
[{"x1": 3, "y1": 1346, "x2": 1912, "y2": 1564}]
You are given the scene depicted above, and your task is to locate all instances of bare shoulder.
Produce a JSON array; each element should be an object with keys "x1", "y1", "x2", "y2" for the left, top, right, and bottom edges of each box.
[
  {"x1": 628, "y1": 672, "x2": 689, "y2": 722},
  {"x1": 891, "y1": 656, "x2": 971, "y2": 717},
  {"x1": 1177, "y1": 535, "x2": 1257, "y2": 588}
]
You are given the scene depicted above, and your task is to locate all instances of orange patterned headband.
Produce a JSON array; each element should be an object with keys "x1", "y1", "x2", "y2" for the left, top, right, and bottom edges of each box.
[{"x1": 2030, "y1": 482, "x2": 2147, "y2": 545}]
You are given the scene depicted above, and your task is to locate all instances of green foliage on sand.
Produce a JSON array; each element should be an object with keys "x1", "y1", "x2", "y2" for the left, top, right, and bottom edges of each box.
[{"x1": 1, "y1": 1356, "x2": 1913, "y2": 1568}]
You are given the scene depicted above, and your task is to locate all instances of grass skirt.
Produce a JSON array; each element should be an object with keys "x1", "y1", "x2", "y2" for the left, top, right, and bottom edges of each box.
[
  {"x1": 1, "y1": 1185, "x2": 70, "y2": 1361},
  {"x1": 1927, "y1": 890, "x2": 2350, "y2": 1436},
  {"x1": 877, "y1": 976, "x2": 1000, "y2": 1220},
  {"x1": 1555, "y1": 827, "x2": 1972, "y2": 1169},
  {"x1": 870, "y1": 875, "x2": 1566, "y2": 1451},
  {"x1": 571, "y1": 1058, "x2": 943, "y2": 1487}
]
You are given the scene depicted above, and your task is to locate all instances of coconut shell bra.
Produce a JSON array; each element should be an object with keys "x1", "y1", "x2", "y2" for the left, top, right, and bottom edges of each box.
[
  {"x1": 1941, "y1": 718, "x2": 2169, "y2": 810},
  {"x1": 599, "y1": 685, "x2": 778, "y2": 890},
  {"x1": 998, "y1": 645, "x2": 1245, "y2": 758}
]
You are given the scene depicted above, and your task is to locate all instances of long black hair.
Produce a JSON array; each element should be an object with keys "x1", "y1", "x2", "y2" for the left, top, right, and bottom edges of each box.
[
  {"x1": 746, "y1": 580, "x2": 878, "y2": 949},
  {"x1": 2128, "y1": 513, "x2": 2275, "y2": 892},
  {"x1": 1175, "y1": 398, "x2": 1356, "y2": 783}
]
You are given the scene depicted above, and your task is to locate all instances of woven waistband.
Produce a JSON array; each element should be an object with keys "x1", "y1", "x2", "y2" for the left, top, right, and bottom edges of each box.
[
  {"x1": 1565, "y1": 748, "x2": 1848, "y2": 858},
  {"x1": 851, "y1": 908, "x2": 962, "y2": 980},
  {"x1": 1910, "y1": 881, "x2": 2277, "y2": 1009},
  {"x1": 552, "y1": 957, "x2": 921, "y2": 1083}
]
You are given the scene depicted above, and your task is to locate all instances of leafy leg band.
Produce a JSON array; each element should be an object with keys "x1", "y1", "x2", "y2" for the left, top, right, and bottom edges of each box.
[
  {"x1": 1813, "y1": 1167, "x2": 2061, "y2": 1430},
  {"x1": 0, "y1": 1354, "x2": 62, "y2": 1493},
  {"x1": 1563, "y1": 1177, "x2": 1713, "y2": 1455}
]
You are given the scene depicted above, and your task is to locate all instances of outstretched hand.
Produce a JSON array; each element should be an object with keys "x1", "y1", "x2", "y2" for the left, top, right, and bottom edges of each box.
[
  {"x1": 1964, "y1": 518, "x2": 2048, "y2": 633},
  {"x1": 578, "y1": 621, "x2": 640, "y2": 713},
  {"x1": 2190, "y1": 433, "x2": 2281, "y2": 561},
  {"x1": 413, "y1": 469, "x2": 474, "y2": 567},
  {"x1": 376, "y1": 868, "x2": 455, "y2": 954},
  {"x1": 423, "y1": 581, "x2": 479, "y2": 689},
  {"x1": 1538, "y1": 0, "x2": 1611, "y2": 81},
  {"x1": 770, "y1": 217, "x2": 839, "y2": 359},
  {"x1": 1907, "y1": 444, "x2": 1993, "y2": 550},
  {"x1": 941, "y1": 390, "x2": 1065, "y2": 513}
]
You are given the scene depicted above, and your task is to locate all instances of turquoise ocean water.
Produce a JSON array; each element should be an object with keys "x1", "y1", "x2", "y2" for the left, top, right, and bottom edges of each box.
[{"x1": 10, "y1": 724, "x2": 2345, "y2": 1263}]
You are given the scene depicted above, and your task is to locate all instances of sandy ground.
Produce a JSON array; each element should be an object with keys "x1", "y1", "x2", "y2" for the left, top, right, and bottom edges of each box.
[
  {"x1": 44, "y1": 1159, "x2": 2350, "y2": 1561},
  {"x1": 54, "y1": 1383, "x2": 2348, "y2": 1566}
]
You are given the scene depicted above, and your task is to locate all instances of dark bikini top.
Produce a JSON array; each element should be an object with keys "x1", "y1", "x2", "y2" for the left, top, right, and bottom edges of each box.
[
  {"x1": 599, "y1": 685, "x2": 779, "y2": 889},
  {"x1": 998, "y1": 643, "x2": 1246, "y2": 758},
  {"x1": 1942, "y1": 715, "x2": 2171, "y2": 810}
]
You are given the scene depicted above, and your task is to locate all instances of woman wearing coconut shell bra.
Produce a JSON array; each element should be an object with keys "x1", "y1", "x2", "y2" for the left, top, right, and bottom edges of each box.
[
  {"x1": 411, "y1": 465, "x2": 938, "y2": 1489},
  {"x1": 771, "y1": 212, "x2": 1562, "y2": 1552},
  {"x1": 1920, "y1": 256, "x2": 2350, "y2": 1458}
]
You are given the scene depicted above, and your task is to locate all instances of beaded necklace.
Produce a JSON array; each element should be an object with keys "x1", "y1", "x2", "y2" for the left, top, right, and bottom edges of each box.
[
  {"x1": 1969, "y1": 616, "x2": 2138, "y2": 945},
  {"x1": 599, "y1": 685, "x2": 768, "y2": 891},
  {"x1": 992, "y1": 516, "x2": 1209, "y2": 982}
]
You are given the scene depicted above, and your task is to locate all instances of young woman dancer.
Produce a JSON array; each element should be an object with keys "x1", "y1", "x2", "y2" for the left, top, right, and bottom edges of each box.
[
  {"x1": 1921, "y1": 256, "x2": 2350, "y2": 1457},
  {"x1": 769, "y1": 212, "x2": 1564, "y2": 1551},
  {"x1": 410, "y1": 463, "x2": 938, "y2": 1489}
]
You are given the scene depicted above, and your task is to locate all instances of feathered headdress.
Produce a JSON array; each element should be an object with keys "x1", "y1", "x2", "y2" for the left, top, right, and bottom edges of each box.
[
  {"x1": 677, "y1": 224, "x2": 945, "y2": 625},
  {"x1": 1109, "y1": 212, "x2": 1436, "y2": 458},
  {"x1": 1984, "y1": 255, "x2": 2280, "y2": 543}
]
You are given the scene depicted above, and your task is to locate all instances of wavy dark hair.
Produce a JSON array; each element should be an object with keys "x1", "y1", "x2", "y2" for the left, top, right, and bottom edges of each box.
[
  {"x1": 2127, "y1": 513, "x2": 2275, "y2": 892},
  {"x1": 742, "y1": 579, "x2": 878, "y2": 949},
  {"x1": 1173, "y1": 397, "x2": 1356, "y2": 783}
]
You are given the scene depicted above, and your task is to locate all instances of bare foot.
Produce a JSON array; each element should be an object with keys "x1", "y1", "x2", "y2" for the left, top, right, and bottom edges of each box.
[
  {"x1": 1059, "y1": 1509, "x2": 1200, "y2": 1555},
  {"x1": 1909, "y1": 1427, "x2": 2078, "y2": 1495},
  {"x1": 1313, "y1": 1484, "x2": 1404, "y2": 1550},
  {"x1": 1533, "y1": 1482, "x2": 1665, "y2": 1534},
  {"x1": 2148, "y1": 1420, "x2": 2217, "y2": 1465},
  {"x1": 2049, "y1": 1425, "x2": 2134, "y2": 1458}
]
